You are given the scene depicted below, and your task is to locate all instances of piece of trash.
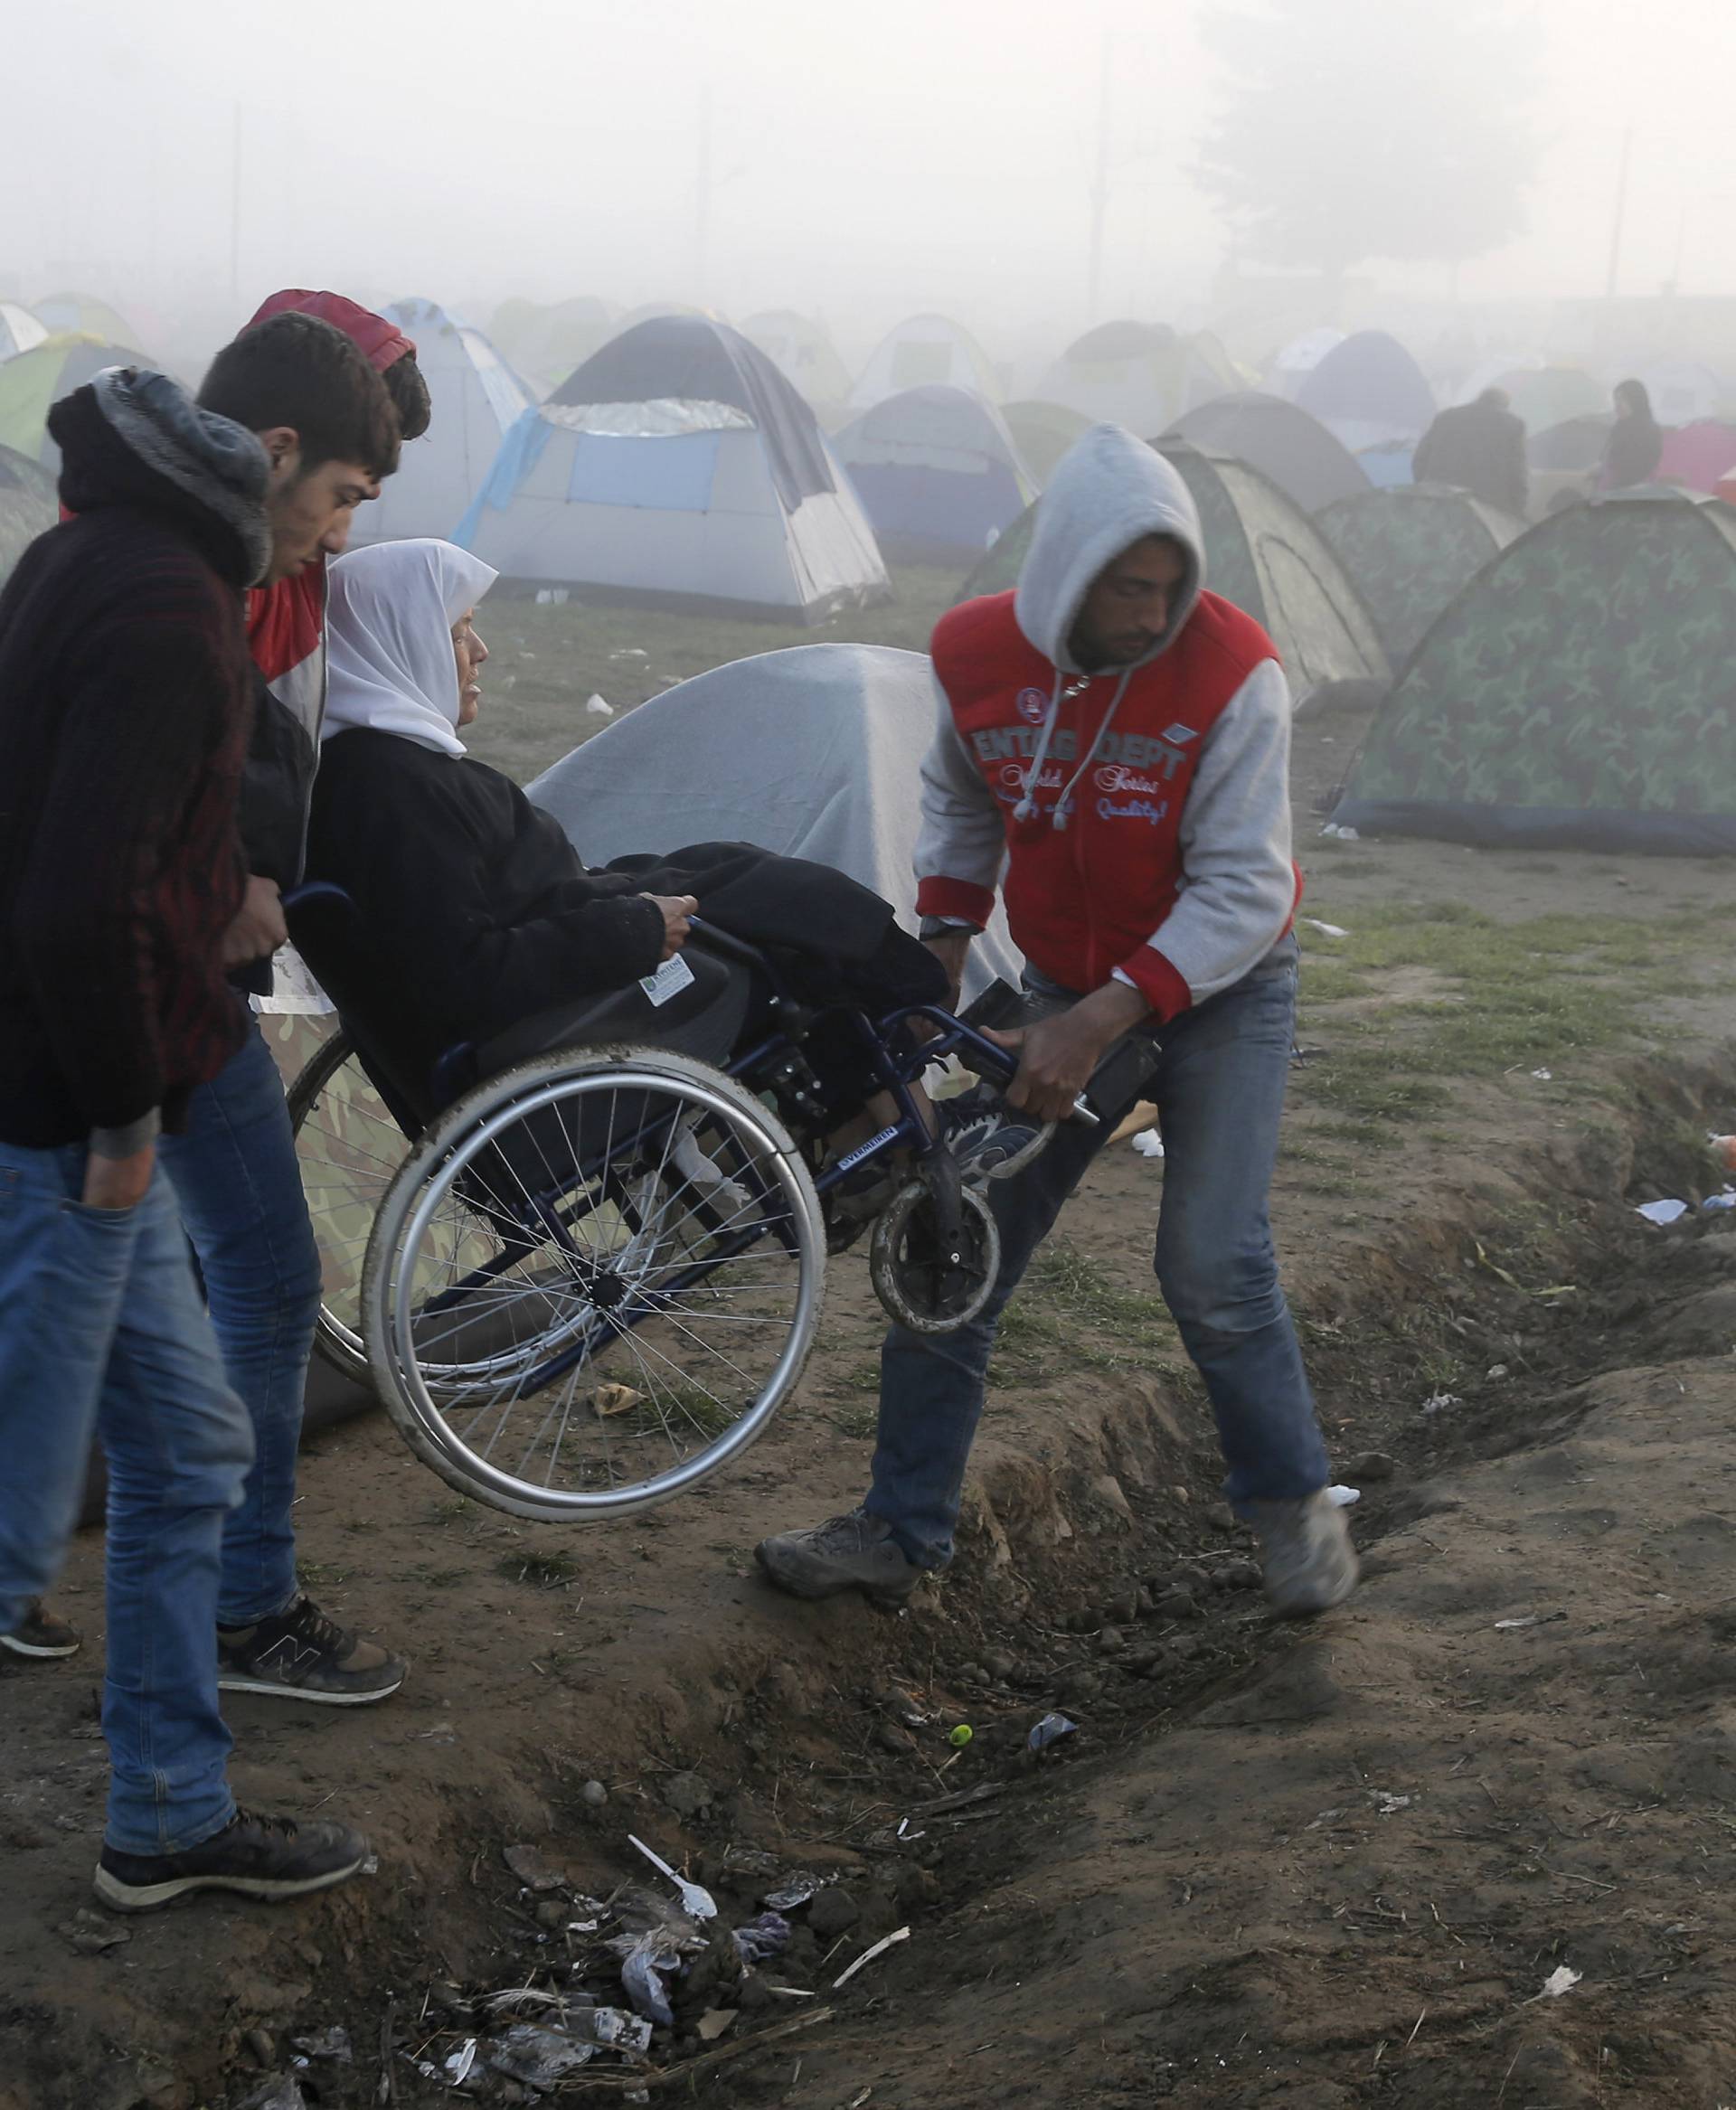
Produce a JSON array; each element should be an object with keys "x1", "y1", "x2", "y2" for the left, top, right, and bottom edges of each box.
[
  {"x1": 1326, "y1": 1484, "x2": 1362, "y2": 1507},
  {"x1": 948, "y1": 1724, "x2": 974, "y2": 1748},
  {"x1": 731, "y1": 1911, "x2": 791, "y2": 1966},
  {"x1": 585, "y1": 692, "x2": 615, "y2": 718},
  {"x1": 1473, "y1": 1239, "x2": 1577, "y2": 1300},
  {"x1": 609, "y1": 647, "x2": 649, "y2": 661},
  {"x1": 627, "y1": 1833, "x2": 717, "y2": 1920},
  {"x1": 289, "y1": 2027, "x2": 353, "y2": 2062},
  {"x1": 59, "y1": 1908, "x2": 130, "y2": 1954},
  {"x1": 1299, "y1": 917, "x2": 1350, "y2": 939},
  {"x1": 1027, "y1": 1711, "x2": 1078, "y2": 1752},
  {"x1": 504, "y1": 1842, "x2": 571, "y2": 1892},
  {"x1": 1373, "y1": 1792, "x2": 1412, "y2": 1816},
  {"x1": 1130, "y1": 1128, "x2": 1165, "y2": 1159},
  {"x1": 443, "y1": 2039, "x2": 478, "y2": 2085},
  {"x1": 488, "y1": 2023, "x2": 595, "y2": 2086},
  {"x1": 696, "y1": 2010, "x2": 738, "y2": 2043},
  {"x1": 1711, "y1": 1134, "x2": 1736, "y2": 1173},
  {"x1": 619, "y1": 1931, "x2": 680, "y2": 2028},
  {"x1": 832, "y1": 1926, "x2": 911, "y2": 1989},
  {"x1": 533, "y1": 587, "x2": 570, "y2": 606},
  {"x1": 1318, "y1": 822, "x2": 1361, "y2": 841},
  {"x1": 895, "y1": 1818, "x2": 926, "y2": 1842},
  {"x1": 1636, "y1": 1198, "x2": 1689, "y2": 1226},
  {"x1": 1534, "y1": 1965, "x2": 1582, "y2": 2001},
  {"x1": 1704, "y1": 1188, "x2": 1736, "y2": 1213},
  {"x1": 763, "y1": 1870, "x2": 825, "y2": 1912},
  {"x1": 590, "y1": 1381, "x2": 645, "y2": 1419},
  {"x1": 1495, "y1": 1615, "x2": 1539, "y2": 1630},
  {"x1": 1420, "y1": 1390, "x2": 1463, "y2": 1417},
  {"x1": 1486, "y1": 1364, "x2": 1509, "y2": 1380},
  {"x1": 766, "y1": 1985, "x2": 817, "y2": 1999},
  {"x1": 1531, "y1": 1068, "x2": 1552, "y2": 1081},
  {"x1": 588, "y1": 2008, "x2": 654, "y2": 2054}
]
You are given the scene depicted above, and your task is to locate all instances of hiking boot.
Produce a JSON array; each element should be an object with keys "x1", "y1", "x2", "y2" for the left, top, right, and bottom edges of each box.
[
  {"x1": 94, "y1": 1806, "x2": 370, "y2": 1914},
  {"x1": 755, "y1": 1509, "x2": 924, "y2": 1604},
  {"x1": 1245, "y1": 1493, "x2": 1360, "y2": 1618},
  {"x1": 218, "y1": 1595, "x2": 405, "y2": 1706},
  {"x1": 940, "y1": 1087, "x2": 1051, "y2": 1184},
  {"x1": 0, "y1": 1598, "x2": 81, "y2": 1659}
]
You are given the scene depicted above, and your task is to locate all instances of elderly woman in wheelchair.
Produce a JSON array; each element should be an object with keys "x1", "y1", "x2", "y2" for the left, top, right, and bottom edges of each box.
[{"x1": 285, "y1": 542, "x2": 1078, "y2": 1526}]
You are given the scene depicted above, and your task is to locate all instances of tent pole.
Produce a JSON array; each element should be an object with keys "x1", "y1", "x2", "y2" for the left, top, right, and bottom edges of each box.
[
  {"x1": 1602, "y1": 127, "x2": 1633, "y2": 304},
  {"x1": 1087, "y1": 34, "x2": 1110, "y2": 323}
]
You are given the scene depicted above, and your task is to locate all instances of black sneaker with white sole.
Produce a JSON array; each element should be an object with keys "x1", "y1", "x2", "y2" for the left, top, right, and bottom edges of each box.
[
  {"x1": 1, "y1": 1597, "x2": 81, "y2": 1659},
  {"x1": 217, "y1": 1594, "x2": 405, "y2": 1706},
  {"x1": 95, "y1": 1807, "x2": 370, "y2": 1913}
]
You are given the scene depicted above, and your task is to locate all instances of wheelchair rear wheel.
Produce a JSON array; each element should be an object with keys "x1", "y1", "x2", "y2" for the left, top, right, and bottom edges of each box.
[{"x1": 360, "y1": 1044, "x2": 825, "y2": 1521}]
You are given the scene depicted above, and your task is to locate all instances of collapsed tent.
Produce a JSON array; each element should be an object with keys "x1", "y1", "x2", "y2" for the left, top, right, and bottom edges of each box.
[
  {"x1": 1036, "y1": 321, "x2": 1232, "y2": 437},
  {"x1": 849, "y1": 313, "x2": 1001, "y2": 409},
  {"x1": 458, "y1": 314, "x2": 888, "y2": 620},
  {"x1": 1165, "y1": 391, "x2": 1368, "y2": 513},
  {"x1": 1000, "y1": 400, "x2": 1091, "y2": 487},
  {"x1": 0, "y1": 441, "x2": 55, "y2": 592},
  {"x1": 350, "y1": 298, "x2": 536, "y2": 542},
  {"x1": 486, "y1": 297, "x2": 615, "y2": 398},
  {"x1": 741, "y1": 310, "x2": 854, "y2": 419},
  {"x1": 0, "y1": 334, "x2": 137, "y2": 470},
  {"x1": 959, "y1": 438, "x2": 1388, "y2": 705},
  {"x1": 833, "y1": 384, "x2": 1037, "y2": 562},
  {"x1": 1296, "y1": 330, "x2": 1435, "y2": 453},
  {"x1": 1655, "y1": 420, "x2": 1736, "y2": 494},
  {"x1": 526, "y1": 642, "x2": 1019, "y2": 996},
  {"x1": 1332, "y1": 493, "x2": 1736, "y2": 852},
  {"x1": 0, "y1": 301, "x2": 46, "y2": 361},
  {"x1": 1316, "y1": 485, "x2": 1524, "y2": 667}
]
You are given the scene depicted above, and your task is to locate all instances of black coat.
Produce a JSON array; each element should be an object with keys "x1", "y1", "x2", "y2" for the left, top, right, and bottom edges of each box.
[{"x1": 1411, "y1": 400, "x2": 1529, "y2": 516}]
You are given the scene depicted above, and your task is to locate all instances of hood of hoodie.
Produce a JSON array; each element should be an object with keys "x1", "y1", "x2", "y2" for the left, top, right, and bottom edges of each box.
[
  {"x1": 51, "y1": 367, "x2": 272, "y2": 588},
  {"x1": 1014, "y1": 423, "x2": 1205, "y2": 674}
]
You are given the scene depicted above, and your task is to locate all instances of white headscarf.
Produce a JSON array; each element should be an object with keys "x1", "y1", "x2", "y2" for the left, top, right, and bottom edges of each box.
[{"x1": 323, "y1": 539, "x2": 499, "y2": 758}]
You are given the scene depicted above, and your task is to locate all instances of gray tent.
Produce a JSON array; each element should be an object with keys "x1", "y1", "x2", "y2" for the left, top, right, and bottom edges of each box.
[
  {"x1": 527, "y1": 643, "x2": 1021, "y2": 997},
  {"x1": 1165, "y1": 391, "x2": 1368, "y2": 513}
]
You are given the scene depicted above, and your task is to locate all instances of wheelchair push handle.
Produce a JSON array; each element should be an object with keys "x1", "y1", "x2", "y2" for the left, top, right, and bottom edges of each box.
[{"x1": 281, "y1": 881, "x2": 354, "y2": 917}]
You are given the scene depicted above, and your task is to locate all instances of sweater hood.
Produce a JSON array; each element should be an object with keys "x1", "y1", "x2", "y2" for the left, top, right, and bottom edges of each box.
[
  {"x1": 52, "y1": 367, "x2": 272, "y2": 586},
  {"x1": 1014, "y1": 423, "x2": 1204, "y2": 674}
]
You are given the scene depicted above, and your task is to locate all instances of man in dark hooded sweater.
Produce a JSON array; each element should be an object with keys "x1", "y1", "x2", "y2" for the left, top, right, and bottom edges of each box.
[{"x1": 0, "y1": 354, "x2": 387, "y2": 1913}]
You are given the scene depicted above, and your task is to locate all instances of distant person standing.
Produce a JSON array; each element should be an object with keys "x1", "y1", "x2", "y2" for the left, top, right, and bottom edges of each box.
[
  {"x1": 1411, "y1": 388, "x2": 1528, "y2": 515},
  {"x1": 1600, "y1": 379, "x2": 1665, "y2": 492}
]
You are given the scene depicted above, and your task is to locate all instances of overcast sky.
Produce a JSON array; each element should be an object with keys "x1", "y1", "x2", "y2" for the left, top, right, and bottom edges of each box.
[{"x1": 5, "y1": 0, "x2": 1734, "y2": 366}]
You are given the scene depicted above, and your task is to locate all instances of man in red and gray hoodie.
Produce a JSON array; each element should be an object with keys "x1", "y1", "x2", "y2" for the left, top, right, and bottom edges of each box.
[{"x1": 758, "y1": 423, "x2": 1355, "y2": 1616}]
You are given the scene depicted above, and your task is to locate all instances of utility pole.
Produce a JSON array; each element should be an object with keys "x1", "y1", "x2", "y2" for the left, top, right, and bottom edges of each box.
[
  {"x1": 694, "y1": 86, "x2": 713, "y2": 307},
  {"x1": 1087, "y1": 34, "x2": 1110, "y2": 323},
  {"x1": 229, "y1": 100, "x2": 242, "y2": 309},
  {"x1": 1603, "y1": 126, "x2": 1634, "y2": 302}
]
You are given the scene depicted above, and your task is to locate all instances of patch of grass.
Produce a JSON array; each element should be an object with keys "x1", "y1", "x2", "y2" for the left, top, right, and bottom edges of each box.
[
  {"x1": 1295, "y1": 961, "x2": 1368, "y2": 1003},
  {"x1": 831, "y1": 1401, "x2": 880, "y2": 1442},
  {"x1": 298, "y1": 1559, "x2": 351, "y2": 1588},
  {"x1": 497, "y1": 1548, "x2": 582, "y2": 1588},
  {"x1": 987, "y1": 1237, "x2": 1179, "y2": 1386}
]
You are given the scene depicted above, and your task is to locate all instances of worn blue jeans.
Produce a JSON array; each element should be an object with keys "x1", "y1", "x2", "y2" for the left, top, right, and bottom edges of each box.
[
  {"x1": 158, "y1": 1016, "x2": 323, "y2": 1626},
  {"x1": 867, "y1": 940, "x2": 1331, "y2": 1568},
  {"x1": 0, "y1": 1144, "x2": 252, "y2": 1852}
]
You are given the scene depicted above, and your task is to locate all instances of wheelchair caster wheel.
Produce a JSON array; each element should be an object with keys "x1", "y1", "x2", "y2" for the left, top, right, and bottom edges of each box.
[{"x1": 869, "y1": 1175, "x2": 1001, "y2": 1334}]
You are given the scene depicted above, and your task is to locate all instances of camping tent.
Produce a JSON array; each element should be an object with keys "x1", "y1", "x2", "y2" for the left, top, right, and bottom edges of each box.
[
  {"x1": 349, "y1": 298, "x2": 536, "y2": 543},
  {"x1": 1036, "y1": 321, "x2": 1231, "y2": 437},
  {"x1": 526, "y1": 643, "x2": 1020, "y2": 997},
  {"x1": 1501, "y1": 367, "x2": 1603, "y2": 435},
  {"x1": 1165, "y1": 391, "x2": 1368, "y2": 513},
  {"x1": 1316, "y1": 485, "x2": 1524, "y2": 667},
  {"x1": 1296, "y1": 330, "x2": 1435, "y2": 453},
  {"x1": 1000, "y1": 400, "x2": 1091, "y2": 486},
  {"x1": 458, "y1": 314, "x2": 888, "y2": 620},
  {"x1": 958, "y1": 438, "x2": 1388, "y2": 705},
  {"x1": 1638, "y1": 361, "x2": 1730, "y2": 425},
  {"x1": 0, "y1": 334, "x2": 137, "y2": 470},
  {"x1": 1356, "y1": 440, "x2": 1415, "y2": 489},
  {"x1": 1331, "y1": 493, "x2": 1736, "y2": 852},
  {"x1": 486, "y1": 297, "x2": 615, "y2": 398},
  {"x1": 833, "y1": 384, "x2": 1037, "y2": 563},
  {"x1": 1267, "y1": 326, "x2": 1344, "y2": 396},
  {"x1": 0, "y1": 442, "x2": 55, "y2": 592},
  {"x1": 1655, "y1": 420, "x2": 1736, "y2": 494},
  {"x1": 849, "y1": 313, "x2": 1001, "y2": 409},
  {"x1": 31, "y1": 293, "x2": 144, "y2": 353},
  {"x1": 0, "y1": 302, "x2": 46, "y2": 361},
  {"x1": 741, "y1": 311, "x2": 854, "y2": 420}
]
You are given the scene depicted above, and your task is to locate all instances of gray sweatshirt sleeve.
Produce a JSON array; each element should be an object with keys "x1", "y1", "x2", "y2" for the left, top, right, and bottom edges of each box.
[
  {"x1": 912, "y1": 671, "x2": 1007, "y2": 922},
  {"x1": 1124, "y1": 657, "x2": 1297, "y2": 1007}
]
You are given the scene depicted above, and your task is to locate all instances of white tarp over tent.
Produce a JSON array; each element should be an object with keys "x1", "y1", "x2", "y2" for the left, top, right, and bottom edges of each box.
[
  {"x1": 526, "y1": 643, "x2": 1021, "y2": 999},
  {"x1": 353, "y1": 297, "x2": 536, "y2": 543}
]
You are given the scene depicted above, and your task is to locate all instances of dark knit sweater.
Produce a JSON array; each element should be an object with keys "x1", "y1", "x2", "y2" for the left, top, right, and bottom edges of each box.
[{"x1": 0, "y1": 380, "x2": 262, "y2": 1147}]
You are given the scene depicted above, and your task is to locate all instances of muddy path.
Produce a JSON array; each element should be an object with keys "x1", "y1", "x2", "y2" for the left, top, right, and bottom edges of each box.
[{"x1": 8, "y1": 703, "x2": 1736, "y2": 2109}]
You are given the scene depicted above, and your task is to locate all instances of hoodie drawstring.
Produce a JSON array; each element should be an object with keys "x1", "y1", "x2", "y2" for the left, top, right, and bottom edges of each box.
[
  {"x1": 1012, "y1": 671, "x2": 1068, "y2": 824},
  {"x1": 1014, "y1": 667, "x2": 1137, "y2": 832}
]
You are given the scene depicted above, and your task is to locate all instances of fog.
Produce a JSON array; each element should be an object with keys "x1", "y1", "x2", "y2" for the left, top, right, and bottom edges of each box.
[{"x1": 5, "y1": 0, "x2": 1735, "y2": 373}]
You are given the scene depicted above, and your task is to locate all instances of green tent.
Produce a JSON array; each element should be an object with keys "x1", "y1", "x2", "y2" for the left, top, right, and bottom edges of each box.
[
  {"x1": 0, "y1": 442, "x2": 55, "y2": 591},
  {"x1": 957, "y1": 438, "x2": 1388, "y2": 706},
  {"x1": 741, "y1": 310, "x2": 854, "y2": 422},
  {"x1": 1316, "y1": 485, "x2": 1524, "y2": 668},
  {"x1": 1332, "y1": 493, "x2": 1736, "y2": 852},
  {"x1": 486, "y1": 297, "x2": 615, "y2": 399},
  {"x1": 1000, "y1": 400, "x2": 1091, "y2": 487},
  {"x1": 0, "y1": 334, "x2": 135, "y2": 469}
]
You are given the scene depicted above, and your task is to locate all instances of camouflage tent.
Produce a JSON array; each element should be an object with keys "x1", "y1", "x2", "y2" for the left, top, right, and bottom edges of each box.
[
  {"x1": 957, "y1": 438, "x2": 1387, "y2": 706},
  {"x1": 0, "y1": 442, "x2": 54, "y2": 592},
  {"x1": 1316, "y1": 485, "x2": 1524, "y2": 668},
  {"x1": 1332, "y1": 493, "x2": 1736, "y2": 852}
]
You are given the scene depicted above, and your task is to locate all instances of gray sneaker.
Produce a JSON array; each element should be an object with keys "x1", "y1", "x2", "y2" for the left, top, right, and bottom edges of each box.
[
  {"x1": 754, "y1": 1509, "x2": 923, "y2": 1604},
  {"x1": 1245, "y1": 1493, "x2": 1359, "y2": 1617}
]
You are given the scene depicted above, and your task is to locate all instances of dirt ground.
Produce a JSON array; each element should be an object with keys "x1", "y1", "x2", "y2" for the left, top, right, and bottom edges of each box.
[{"x1": 7, "y1": 582, "x2": 1736, "y2": 2110}]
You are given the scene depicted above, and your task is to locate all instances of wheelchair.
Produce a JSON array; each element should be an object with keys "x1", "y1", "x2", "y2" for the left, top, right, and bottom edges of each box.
[{"x1": 283, "y1": 885, "x2": 1098, "y2": 1526}]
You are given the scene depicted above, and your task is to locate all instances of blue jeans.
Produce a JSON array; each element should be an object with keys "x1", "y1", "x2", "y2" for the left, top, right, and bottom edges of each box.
[
  {"x1": 866, "y1": 941, "x2": 1331, "y2": 1568},
  {"x1": 0, "y1": 1144, "x2": 252, "y2": 1852},
  {"x1": 158, "y1": 1016, "x2": 323, "y2": 1626}
]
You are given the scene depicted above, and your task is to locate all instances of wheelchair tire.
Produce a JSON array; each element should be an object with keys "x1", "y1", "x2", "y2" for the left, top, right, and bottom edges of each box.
[
  {"x1": 360, "y1": 1043, "x2": 825, "y2": 1522},
  {"x1": 288, "y1": 1029, "x2": 411, "y2": 1391},
  {"x1": 870, "y1": 1176, "x2": 1002, "y2": 1335}
]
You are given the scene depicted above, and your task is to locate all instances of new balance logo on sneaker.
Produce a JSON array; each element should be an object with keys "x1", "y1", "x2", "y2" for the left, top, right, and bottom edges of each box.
[{"x1": 217, "y1": 1594, "x2": 406, "y2": 1706}]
